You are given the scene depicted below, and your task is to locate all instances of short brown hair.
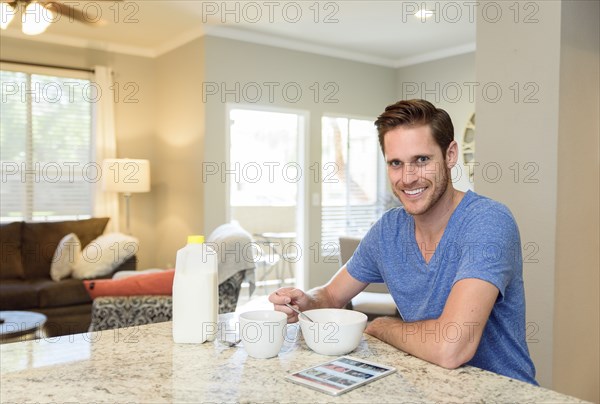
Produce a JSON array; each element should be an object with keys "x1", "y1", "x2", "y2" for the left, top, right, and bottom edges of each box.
[{"x1": 374, "y1": 99, "x2": 454, "y2": 156}]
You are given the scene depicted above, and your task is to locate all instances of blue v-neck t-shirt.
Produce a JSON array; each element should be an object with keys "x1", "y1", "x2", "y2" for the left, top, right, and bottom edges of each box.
[{"x1": 346, "y1": 190, "x2": 537, "y2": 385}]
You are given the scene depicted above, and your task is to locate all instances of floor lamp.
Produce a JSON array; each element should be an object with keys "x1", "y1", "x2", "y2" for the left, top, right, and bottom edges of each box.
[{"x1": 102, "y1": 158, "x2": 151, "y2": 235}]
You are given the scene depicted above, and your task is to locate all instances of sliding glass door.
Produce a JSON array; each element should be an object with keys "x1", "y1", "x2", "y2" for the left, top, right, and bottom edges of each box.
[{"x1": 227, "y1": 106, "x2": 307, "y2": 293}]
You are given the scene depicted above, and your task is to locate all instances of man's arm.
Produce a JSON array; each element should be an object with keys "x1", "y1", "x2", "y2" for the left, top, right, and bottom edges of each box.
[
  {"x1": 365, "y1": 278, "x2": 499, "y2": 369},
  {"x1": 269, "y1": 266, "x2": 367, "y2": 322}
]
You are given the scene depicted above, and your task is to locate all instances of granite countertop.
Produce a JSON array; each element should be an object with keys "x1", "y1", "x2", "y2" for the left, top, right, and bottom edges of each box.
[{"x1": 0, "y1": 317, "x2": 588, "y2": 403}]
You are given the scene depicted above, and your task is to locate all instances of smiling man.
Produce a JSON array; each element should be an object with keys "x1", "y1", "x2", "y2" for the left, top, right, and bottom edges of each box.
[{"x1": 270, "y1": 99, "x2": 537, "y2": 385}]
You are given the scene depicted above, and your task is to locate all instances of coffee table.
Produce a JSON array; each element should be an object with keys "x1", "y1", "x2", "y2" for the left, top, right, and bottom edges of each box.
[{"x1": 0, "y1": 311, "x2": 47, "y2": 344}]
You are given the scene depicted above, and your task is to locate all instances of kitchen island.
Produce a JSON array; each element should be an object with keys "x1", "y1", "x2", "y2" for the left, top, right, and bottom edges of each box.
[{"x1": 0, "y1": 315, "x2": 588, "y2": 403}]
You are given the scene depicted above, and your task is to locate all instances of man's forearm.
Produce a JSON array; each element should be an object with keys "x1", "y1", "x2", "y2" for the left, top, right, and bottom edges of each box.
[
  {"x1": 365, "y1": 279, "x2": 497, "y2": 369},
  {"x1": 365, "y1": 316, "x2": 480, "y2": 369},
  {"x1": 304, "y1": 285, "x2": 345, "y2": 310}
]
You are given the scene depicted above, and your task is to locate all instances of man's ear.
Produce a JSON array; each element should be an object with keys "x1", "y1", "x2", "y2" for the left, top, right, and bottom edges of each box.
[{"x1": 445, "y1": 140, "x2": 459, "y2": 169}]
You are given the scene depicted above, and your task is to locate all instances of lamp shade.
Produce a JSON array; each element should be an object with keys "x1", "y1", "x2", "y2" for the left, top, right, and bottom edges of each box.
[{"x1": 102, "y1": 159, "x2": 151, "y2": 193}]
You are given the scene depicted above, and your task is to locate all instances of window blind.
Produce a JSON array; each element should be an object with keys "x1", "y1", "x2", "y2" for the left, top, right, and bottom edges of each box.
[{"x1": 0, "y1": 66, "x2": 94, "y2": 222}]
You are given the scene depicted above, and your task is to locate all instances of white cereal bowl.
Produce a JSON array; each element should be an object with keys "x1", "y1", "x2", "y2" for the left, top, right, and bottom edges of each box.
[{"x1": 298, "y1": 309, "x2": 367, "y2": 356}]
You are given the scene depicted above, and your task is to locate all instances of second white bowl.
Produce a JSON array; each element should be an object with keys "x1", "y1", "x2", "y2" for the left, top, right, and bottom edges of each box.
[{"x1": 298, "y1": 308, "x2": 367, "y2": 355}]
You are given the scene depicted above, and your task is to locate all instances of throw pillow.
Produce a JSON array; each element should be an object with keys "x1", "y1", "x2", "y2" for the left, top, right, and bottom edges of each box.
[
  {"x1": 83, "y1": 269, "x2": 175, "y2": 299},
  {"x1": 72, "y1": 233, "x2": 138, "y2": 279},
  {"x1": 49, "y1": 233, "x2": 81, "y2": 281}
]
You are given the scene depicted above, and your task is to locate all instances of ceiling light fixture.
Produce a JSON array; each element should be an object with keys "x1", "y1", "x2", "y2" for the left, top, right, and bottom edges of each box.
[
  {"x1": 21, "y1": 1, "x2": 54, "y2": 35},
  {"x1": 1, "y1": 0, "x2": 109, "y2": 35},
  {"x1": 0, "y1": 2, "x2": 16, "y2": 30}
]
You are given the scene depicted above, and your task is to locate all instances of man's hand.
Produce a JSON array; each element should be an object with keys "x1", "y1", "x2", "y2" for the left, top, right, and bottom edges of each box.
[
  {"x1": 268, "y1": 287, "x2": 311, "y2": 323},
  {"x1": 268, "y1": 266, "x2": 368, "y2": 323},
  {"x1": 365, "y1": 278, "x2": 499, "y2": 369}
]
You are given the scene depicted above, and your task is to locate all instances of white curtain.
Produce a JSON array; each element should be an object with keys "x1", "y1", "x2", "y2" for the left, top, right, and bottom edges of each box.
[{"x1": 92, "y1": 66, "x2": 119, "y2": 233}]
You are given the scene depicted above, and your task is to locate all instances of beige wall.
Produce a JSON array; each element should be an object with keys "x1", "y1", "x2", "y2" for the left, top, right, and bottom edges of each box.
[
  {"x1": 553, "y1": 1, "x2": 600, "y2": 402},
  {"x1": 203, "y1": 36, "x2": 396, "y2": 288},
  {"x1": 0, "y1": 37, "x2": 158, "y2": 270},
  {"x1": 476, "y1": 1, "x2": 600, "y2": 400},
  {"x1": 154, "y1": 38, "x2": 206, "y2": 268},
  {"x1": 396, "y1": 52, "x2": 476, "y2": 193},
  {"x1": 476, "y1": 0, "x2": 561, "y2": 389}
]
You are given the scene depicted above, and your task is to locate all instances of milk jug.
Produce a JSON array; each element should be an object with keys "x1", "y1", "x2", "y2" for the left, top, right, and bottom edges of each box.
[{"x1": 172, "y1": 235, "x2": 218, "y2": 343}]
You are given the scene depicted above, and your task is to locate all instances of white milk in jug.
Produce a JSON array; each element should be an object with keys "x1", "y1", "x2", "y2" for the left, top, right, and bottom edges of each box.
[{"x1": 172, "y1": 235, "x2": 218, "y2": 343}]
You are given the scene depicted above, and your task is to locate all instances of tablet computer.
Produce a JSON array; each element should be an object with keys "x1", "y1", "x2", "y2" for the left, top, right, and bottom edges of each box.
[{"x1": 285, "y1": 356, "x2": 396, "y2": 396}]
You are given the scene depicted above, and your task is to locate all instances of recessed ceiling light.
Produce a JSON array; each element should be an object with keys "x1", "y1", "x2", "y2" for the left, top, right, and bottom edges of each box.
[{"x1": 415, "y1": 9, "x2": 434, "y2": 19}]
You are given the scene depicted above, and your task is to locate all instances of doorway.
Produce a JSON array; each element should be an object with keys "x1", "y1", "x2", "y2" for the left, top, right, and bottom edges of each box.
[{"x1": 226, "y1": 105, "x2": 308, "y2": 296}]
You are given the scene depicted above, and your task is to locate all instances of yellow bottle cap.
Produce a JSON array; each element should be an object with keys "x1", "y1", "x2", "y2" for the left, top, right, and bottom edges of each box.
[{"x1": 187, "y1": 235, "x2": 205, "y2": 244}]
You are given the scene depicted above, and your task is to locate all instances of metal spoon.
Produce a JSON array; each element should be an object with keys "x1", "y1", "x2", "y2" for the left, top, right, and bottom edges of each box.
[{"x1": 285, "y1": 303, "x2": 315, "y2": 323}]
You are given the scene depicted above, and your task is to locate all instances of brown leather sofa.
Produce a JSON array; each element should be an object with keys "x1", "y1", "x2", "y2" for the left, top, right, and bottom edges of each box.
[{"x1": 0, "y1": 218, "x2": 135, "y2": 337}]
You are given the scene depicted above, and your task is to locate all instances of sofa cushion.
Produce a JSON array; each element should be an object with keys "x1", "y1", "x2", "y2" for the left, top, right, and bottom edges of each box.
[
  {"x1": 21, "y1": 218, "x2": 109, "y2": 279},
  {"x1": 0, "y1": 222, "x2": 25, "y2": 279},
  {"x1": 83, "y1": 269, "x2": 175, "y2": 299},
  {"x1": 35, "y1": 278, "x2": 92, "y2": 308},
  {"x1": 0, "y1": 279, "x2": 40, "y2": 309}
]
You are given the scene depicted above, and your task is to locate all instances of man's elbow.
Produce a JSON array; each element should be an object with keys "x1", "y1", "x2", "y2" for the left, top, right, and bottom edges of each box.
[{"x1": 433, "y1": 342, "x2": 476, "y2": 370}]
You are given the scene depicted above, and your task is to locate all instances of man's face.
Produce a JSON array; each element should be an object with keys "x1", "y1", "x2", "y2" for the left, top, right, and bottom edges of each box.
[{"x1": 384, "y1": 125, "x2": 452, "y2": 217}]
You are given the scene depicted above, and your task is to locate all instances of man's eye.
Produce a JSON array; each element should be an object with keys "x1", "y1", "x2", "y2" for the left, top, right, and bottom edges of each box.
[
  {"x1": 388, "y1": 160, "x2": 401, "y2": 168},
  {"x1": 416, "y1": 156, "x2": 429, "y2": 164}
]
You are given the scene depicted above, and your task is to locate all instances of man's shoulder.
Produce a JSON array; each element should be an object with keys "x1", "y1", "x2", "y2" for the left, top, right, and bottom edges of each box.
[
  {"x1": 358, "y1": 207, "x2": 412, "y2": 248},
  {"x1": 462, "y1": 191, "x2": 515, "y2": 220},
  {"x1": 460, "y1": 191, "x2": 519, "y2": 236},
  {"x1": 379, "y1": 206, "x2": 412, "y2": 228}
]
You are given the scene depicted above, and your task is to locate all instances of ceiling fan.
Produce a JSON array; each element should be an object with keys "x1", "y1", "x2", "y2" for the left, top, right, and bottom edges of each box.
[{"x1": 0, "y1": 0, "x2": 119, "y2": 35}]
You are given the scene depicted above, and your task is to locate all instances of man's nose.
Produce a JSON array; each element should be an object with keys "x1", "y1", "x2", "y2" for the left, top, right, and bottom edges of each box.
[{"x1": 402, "y1": 163, "x2": 420, "y2": 184}]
